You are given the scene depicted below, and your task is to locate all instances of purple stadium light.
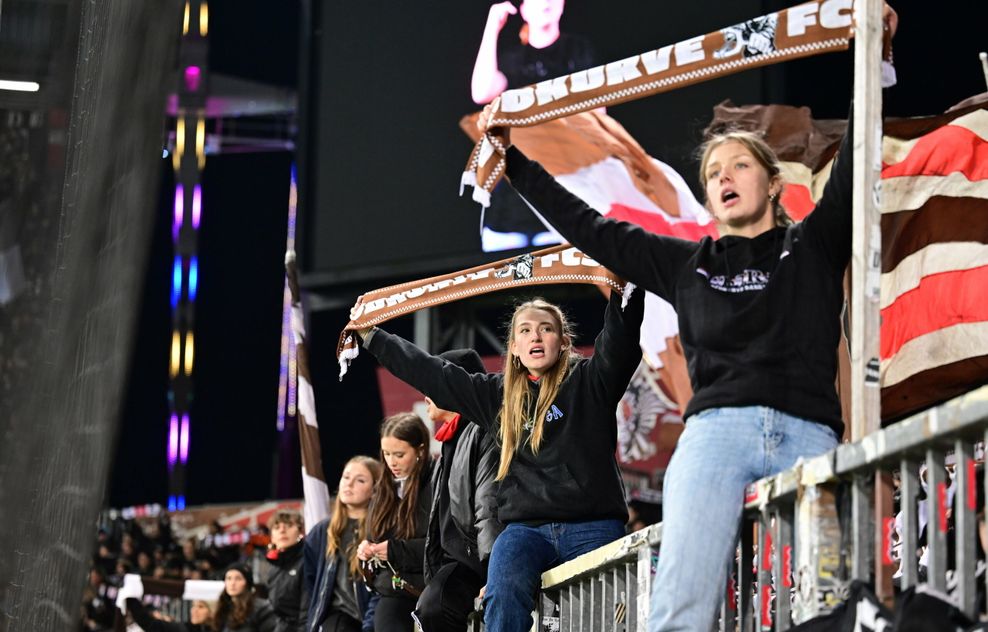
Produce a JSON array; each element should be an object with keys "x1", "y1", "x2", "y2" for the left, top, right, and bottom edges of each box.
[
  {"x1": 173, "y1": 184, "x2": 184, "y2": 242},
  {"x1": 184, "y1": 66, "x2": 202, "y2": 92},
  {"x1": 179, "y1": 414, "x2": 190, "y2": 463},
  {"x1": 168, "y1": 414, "x2": 179, "y2": 468},
  {"x1": 192, "y1": 184, "x2": 202, "y2": 229}
]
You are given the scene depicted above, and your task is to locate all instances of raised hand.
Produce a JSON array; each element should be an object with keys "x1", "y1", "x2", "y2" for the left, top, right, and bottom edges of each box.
[{"x1": 486, "y1": 1, "x2": 518, "y2": 33}]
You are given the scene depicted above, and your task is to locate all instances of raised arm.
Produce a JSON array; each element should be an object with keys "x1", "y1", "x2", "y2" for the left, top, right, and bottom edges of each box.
[
  {"x1": 800, "y1": 109, "x2": 854, "y2": 271},
  {"x1": 504, "y1": 146, "x2": 698, "y2": 301},
  {"x1": 362, "y1": 329, "x2": 501, "y2": 434},
  {"x1": 125, "y1": 599, "x2": 185, "y2": 632},
  {"x1": 586, "y1": 288, "x2": 645, "y2": 404},
  {"x1": 471, "y1": 2, "x2": 516, "y2": 104}
]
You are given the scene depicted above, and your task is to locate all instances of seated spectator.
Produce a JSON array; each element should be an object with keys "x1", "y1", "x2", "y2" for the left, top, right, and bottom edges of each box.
[
  {"x1": 305, "y1": 456, "x2": 383, "y2": 632},
  {"x1": 260, "y1": 509, "x2": 308, "y2": 632},
  {"x1": 215, "y1": 563, "x2": 276, "y2": 632},
  {"x1": 357, "y1": 414, "x2": 434, "y2": 632},
  {"x1": 81, "y1": 566, "x2": 114, "y2": 631},
  {"x1": 136, "y1": 551, "x2": 155, "y2": 575},
  {"x1": 414, "y1": 349, "x2": 503, "y2": 632}
]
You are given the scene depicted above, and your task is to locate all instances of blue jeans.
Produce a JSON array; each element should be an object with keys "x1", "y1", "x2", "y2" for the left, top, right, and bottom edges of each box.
[
  {"x1": 648, "y1": 407, "x2": 839, "y2": 632},
  {"x1": 485, "y1": 518, "x2": 625, "y2": 632}
]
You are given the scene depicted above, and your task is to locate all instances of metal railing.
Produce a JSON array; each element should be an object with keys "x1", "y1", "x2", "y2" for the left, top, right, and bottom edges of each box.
[{"x1": 534, "y1": 384, "x2": 988, "y2": 631}]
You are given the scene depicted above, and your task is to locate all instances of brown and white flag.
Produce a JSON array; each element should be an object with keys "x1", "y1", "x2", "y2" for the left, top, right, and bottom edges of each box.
[
  {"x1": 708, "y1": 96, "x2": 988, "y2": 423},
  {"x1": 285, "y1": 252, "x2": 331, "y2": 528}
]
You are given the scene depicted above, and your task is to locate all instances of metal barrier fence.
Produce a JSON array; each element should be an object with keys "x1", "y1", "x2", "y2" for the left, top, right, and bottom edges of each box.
[{"x1": 536, "y1": 385, "x2": 988, "y2": 631}]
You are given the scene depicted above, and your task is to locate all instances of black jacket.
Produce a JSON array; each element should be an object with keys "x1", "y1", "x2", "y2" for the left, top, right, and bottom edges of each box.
[
  {"x1": 424, "y1": 420, "x2": 503, "y2": 582},
  {"x1": 368, "y1": 459, "x2": 434, "y2": 596},
  {"x1": 260, "y1": 539, "x2": 308, "y2": 632},
  {"x1": 503, "y1": 125, "x2": 853, "y2": 437},
  {"x1": 303, "y1": 519, "x2": 375, "y2": 632},
  {"x1": 364, "y1": 289, "x2": 644, "y2": 525}
]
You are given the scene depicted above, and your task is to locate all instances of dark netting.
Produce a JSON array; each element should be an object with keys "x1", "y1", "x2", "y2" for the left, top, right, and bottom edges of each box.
[{"x1": 0, "y1": 0, "x2": 179, "y2": 628}]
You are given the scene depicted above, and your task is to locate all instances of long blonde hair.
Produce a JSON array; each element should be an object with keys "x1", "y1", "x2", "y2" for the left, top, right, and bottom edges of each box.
[
  {"x1": 698, "y1": 130, "x2": 792, "y2": 227},
  {"x1": 497, "y1": 299, "x2": 575, "y2": 480},
  {"x1": 326, "y1": 455, "x2": 382, "y2": 578}
]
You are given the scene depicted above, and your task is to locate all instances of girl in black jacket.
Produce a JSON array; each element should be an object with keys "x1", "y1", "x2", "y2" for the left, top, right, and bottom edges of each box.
[
  {"x1": 214, "y1": 564, "x2": 276, "y2": 632},
  {"x1": 358, "y1": 288, "x2": 644, "y2": 632},
  {"x1": 260, "y1": 510, "x2": 308, "y2": 632},
  {"x1": 356, "y1": 413, "x2": 433, "y2": 631}
]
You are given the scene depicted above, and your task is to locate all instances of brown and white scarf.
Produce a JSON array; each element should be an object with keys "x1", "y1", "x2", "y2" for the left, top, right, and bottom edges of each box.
[
  {"x1": 336, "y1": 244, "x2": 632, "y2": 378},
  {"x1": 461, "y1": 0, "x2": 855, "y2": 206}
]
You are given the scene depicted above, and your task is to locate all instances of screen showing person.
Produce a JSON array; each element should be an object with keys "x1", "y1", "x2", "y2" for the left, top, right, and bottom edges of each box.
[{"x1": 470, "y1": 1, "x2": 599, "y2": 252}]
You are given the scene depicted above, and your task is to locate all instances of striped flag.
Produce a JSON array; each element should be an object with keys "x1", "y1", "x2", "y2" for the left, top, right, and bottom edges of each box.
[
  {"x1": 285, "y1": 252, "x2": 332, "y2": 528},
  {"x1": 879, "y1": 102, "x2": 988, "y2": 421},
  {"x1": 276, "y1": 166, "x2": 331, "y2": 528},
  {"x1": 708, "y1": 96, "x2": 988, "y2": 423}
]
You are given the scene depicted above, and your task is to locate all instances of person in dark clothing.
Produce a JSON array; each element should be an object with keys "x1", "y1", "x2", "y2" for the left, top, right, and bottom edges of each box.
[
  {"x1": 356, "y1": 413, "x2": 434, "y2": 631},
  {"x1": 471, "y1": 0, "x2": 598, "y2": 250},
  {"x1": 305, "y1": 456, "x2": 383, "y2": 632},
  {"x1": 214, "y1": 563, "x2": 277, "y2": 632},
  {"x1": 357, "y1": 287, "x2": 644, "y2": 632},
  {"x1": 260, "y1": 510, "x2": 308, "y2": 632},
  {"x1": 475, "y1": 15, "x2": 898, "y2": 617},
  {"x1": 125, "y1": 597, "x2": 215, "y2": 632},
  {"x1": 412, "y1": 349, "x2": 504, "y2": 632}
]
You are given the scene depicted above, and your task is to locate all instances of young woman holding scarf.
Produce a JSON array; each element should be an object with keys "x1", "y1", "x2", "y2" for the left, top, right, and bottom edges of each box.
[{"x1": 356, "y1": 286, "x2": 644, "y2": 631}]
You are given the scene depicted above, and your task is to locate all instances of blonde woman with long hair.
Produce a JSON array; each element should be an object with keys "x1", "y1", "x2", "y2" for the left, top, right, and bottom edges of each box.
[
  {"x1": 357, "y1": 287, "x2": 644, "y2": 632},
  {"x1": 304, "y1": 456, "x2": 382, "y2": 632}
]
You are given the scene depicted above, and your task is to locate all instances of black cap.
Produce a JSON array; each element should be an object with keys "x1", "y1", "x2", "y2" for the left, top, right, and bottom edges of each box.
[{"x1": 224, "y1": 562, "x2": 254, "y2": 590}]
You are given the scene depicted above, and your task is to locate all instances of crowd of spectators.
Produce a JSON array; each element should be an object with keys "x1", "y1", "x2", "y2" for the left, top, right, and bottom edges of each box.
[{"x1": 81, "y1": 514, "x2": 269, "y2": 631}]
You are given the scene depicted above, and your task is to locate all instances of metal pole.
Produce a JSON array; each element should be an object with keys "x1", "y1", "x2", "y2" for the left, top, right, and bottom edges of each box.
[
  {"x1": 954, "y1": 439, "x2": 978, "y2": 618},
  {"x1": 773, "y1": 508, "x2": 793, "y2": 631},
  {"x1": 898, "y1": 458, "x2": 919, "y2": 588},
  {"x1": 925, "y1": 449, "x2": 949, "y2": 592},
  {"x1": 413, "y1": 308, "x2": 431, "y2": 351},
  {"x1": 849, "y1": 0, "x2": 884, "y2": 438},
  {"x1": 874, "y1": 472, "x2": 895, "y2": 606}
]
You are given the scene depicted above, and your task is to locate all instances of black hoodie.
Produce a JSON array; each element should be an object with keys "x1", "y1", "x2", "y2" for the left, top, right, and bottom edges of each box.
[
  {"x1": 502, "y1": 125, "x2": 853, "y2": 438},
  {"x1": 364, "y1": 289, "x2": 644, "y2": 525}
]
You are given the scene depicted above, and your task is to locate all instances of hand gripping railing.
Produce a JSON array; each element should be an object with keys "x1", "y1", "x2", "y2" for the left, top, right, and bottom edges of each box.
[{"x1": 531, "y1": 384, "x2": 988, "y2": 632}]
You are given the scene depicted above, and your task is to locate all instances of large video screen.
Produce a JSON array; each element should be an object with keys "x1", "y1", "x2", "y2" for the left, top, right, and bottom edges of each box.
[{"x1": 297, "y1": 0, "x2": 985, "y2": 288}]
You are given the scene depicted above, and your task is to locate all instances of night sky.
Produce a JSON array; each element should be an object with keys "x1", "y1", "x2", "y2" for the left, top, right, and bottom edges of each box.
[{"x1": 110, "y1": 1, "x2": 301, "y2": 507}]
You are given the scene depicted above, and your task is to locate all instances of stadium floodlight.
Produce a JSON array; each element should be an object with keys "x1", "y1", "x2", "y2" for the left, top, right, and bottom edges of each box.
[{"x1": 0, "y1": 80, "x2": 41, "y2": 92}]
